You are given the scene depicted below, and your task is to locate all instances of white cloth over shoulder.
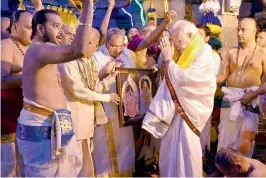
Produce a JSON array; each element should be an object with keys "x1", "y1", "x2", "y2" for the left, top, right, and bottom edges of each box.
[
  {"x1": 222, "y1": 87, "x2": 258, "y2": 121},
  {"x1": 143, "y1": 44, "x2": 216, "y2": 138},
  {"x1": 142, "y1": 44, "x2": 216, "y2": 177}
]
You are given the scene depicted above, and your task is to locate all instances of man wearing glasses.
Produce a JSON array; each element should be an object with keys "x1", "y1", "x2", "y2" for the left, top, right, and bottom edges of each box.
[{"x1": 92, "y1": 28, "x2": 137, "y2": 177}]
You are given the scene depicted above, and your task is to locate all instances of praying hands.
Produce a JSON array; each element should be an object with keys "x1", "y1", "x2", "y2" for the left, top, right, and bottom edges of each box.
[{"x1": 160, "y1": 35, "x2": 174, "y2": 64}]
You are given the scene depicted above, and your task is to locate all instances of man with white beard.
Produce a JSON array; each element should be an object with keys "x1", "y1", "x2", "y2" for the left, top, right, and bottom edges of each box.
[{"x1": 142, "y1": 20, "x2": 216, "y2": 177}]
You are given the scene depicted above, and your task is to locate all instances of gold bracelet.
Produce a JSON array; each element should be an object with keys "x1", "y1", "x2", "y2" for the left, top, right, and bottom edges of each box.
[{"x1": 79, "y1": 22, "x2": 92, "y2": 26}]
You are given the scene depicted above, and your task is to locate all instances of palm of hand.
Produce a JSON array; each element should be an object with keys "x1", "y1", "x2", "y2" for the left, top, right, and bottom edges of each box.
[
  {"x1": 160, "y1": 36, "x2": 174, "y2": 62},
  {"x1": 165, "y1": 10, "x2": 177, "y2": 23}
]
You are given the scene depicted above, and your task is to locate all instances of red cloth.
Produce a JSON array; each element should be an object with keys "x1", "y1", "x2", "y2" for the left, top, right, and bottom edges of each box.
[{"x1": 1, "y1": 88, "x2": 23, "y2": 135}]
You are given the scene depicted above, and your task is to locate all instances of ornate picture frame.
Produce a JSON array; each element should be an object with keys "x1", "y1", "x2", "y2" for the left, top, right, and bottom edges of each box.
[{"x1": 115, "y1": 67, "x2": 155, "y2": 128}]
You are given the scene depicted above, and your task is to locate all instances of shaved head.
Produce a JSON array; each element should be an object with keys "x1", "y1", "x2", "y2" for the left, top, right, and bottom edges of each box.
[
  {"x1": 238, "y1": 18, "x2": 257, "y2": 45},
  {"x1": 240, "y1": 18, "x2": 257, "y2": 30},
  {"x1": 61, "y1": 24, "x2": 75, "y2": 45},
  {"x1": 86, "y1": 27, "x2": 100, "y2": 58},
  {"x1": 91, "y1": 27, "x2": 100, "y2": 44}
]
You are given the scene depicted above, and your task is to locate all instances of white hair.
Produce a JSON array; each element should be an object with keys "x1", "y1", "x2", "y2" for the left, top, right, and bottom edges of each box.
[
  {"x1": 169, "y1": 20, "x2": 198, "y2": 36},
  {"x1": 106, "y1": 28, "x2": 124, "y2": 42}
]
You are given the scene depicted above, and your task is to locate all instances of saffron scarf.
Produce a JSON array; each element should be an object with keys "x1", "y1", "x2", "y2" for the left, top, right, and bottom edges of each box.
[{"x1": 177, "y1": 33, "x2": 205, "y2": 69}]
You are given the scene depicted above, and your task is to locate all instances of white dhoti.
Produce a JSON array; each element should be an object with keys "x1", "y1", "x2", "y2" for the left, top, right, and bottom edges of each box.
[
  {"x1": 92, "y1": 110, "x2": 135, "y2": 177},
  {"x1": 217, "y1": 87, "x2": 260, "y2": 157},
  {"x1": 1, "y1": 142, "x2": 16, "y2": 177},
  {"x1": 76, "y1": 139, "x2": 94, "y2": 177},
  {"x1": 93, "y1": 45, "x2": 135, "y2": 176},
  {"x1": 16, "y1": 98, "x2": 79, "y2": 177},
  {"x1": 159, "y1": 111, "x2": 203, "y2": 177},
  {"x1": 142, "y1": 44, "x2": 216, "y2": 177}
]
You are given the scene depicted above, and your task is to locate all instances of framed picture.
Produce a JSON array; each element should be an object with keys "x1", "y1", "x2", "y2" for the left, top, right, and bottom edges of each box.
[{"x1": 115, "y1": 67, "x2": 156, "y2": 128}]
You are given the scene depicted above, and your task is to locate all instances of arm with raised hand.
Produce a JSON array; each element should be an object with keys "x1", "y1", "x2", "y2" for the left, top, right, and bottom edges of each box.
[
  {"x1": 31, "y1": 0, "x2": 44, "y2": 13},
  {"x1": 135, "y1": 10, "x2": 176, "y2": 52},
  {"x1": 35, "y1": 0, "x2": 95, "y2": 65},
  {"x1": 98, "y1": 0, "x2": 115, "y2": 45}
]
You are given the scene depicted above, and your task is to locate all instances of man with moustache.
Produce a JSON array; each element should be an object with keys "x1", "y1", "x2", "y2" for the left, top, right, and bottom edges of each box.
[
  {"x1": 217, "y1": 18, "x2": 266, "y2": 157},
  {"x1": 59, "y1": 26, "x2": 120, "y2": 177},
  {"x1": 127, "y1": 27, "x2": 139, "y2": 42},
  {"x1": 1, "y1": 10, "x2": 33, "y2": 177},
  {"x1": 92, "y1": 28, "x2": 136, "y2": 177},
  {"x1": 15, "y1": 0, "x2": 96, "y2": 176}
]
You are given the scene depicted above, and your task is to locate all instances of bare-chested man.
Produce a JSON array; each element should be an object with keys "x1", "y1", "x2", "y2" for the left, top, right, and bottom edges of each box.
[
  {"x1": 217, "y1": 18, "x2": 266, "y2": 156},
  {"x1": 1, "y1": 10, "x2": 32, "y2": 177},
  {"x1": 16, "y1": 0, "x2": 96, "y2": 176}
]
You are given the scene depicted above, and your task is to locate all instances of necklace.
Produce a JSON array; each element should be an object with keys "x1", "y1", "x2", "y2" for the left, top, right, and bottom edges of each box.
[
  {"x1": 57, "y1": 65, "x2": 65, "y2": 94},
  {"x1": 235, "y1": 44, "x2": 257, "y2": 77},
  {"x1": 10, "y1": 36, "x2": 25, "y2": 56},
  {"x1": 77, "y1": 58, "x2": 98, "y2": 90}
]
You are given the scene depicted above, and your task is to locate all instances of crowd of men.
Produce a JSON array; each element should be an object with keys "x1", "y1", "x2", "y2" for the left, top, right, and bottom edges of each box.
[{"x1": 1, "y1": 0, "x2": 266, "y2": 177}]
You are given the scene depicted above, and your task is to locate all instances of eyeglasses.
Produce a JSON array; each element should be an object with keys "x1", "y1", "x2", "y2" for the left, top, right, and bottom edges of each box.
[{"x1": 107, "y1": 41, "x2": 123, "y2": 50}]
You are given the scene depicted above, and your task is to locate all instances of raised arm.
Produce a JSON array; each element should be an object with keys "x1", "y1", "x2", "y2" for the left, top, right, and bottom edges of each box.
[
  {"x1": 216, "y1": 49, "x2": 231, "y2": 84},
  {"x1": 135, "y1": 10, "x2": 176, "y2": 52},
  {"x1": 98, "y1": 0, "x2": 115, "y2": 46},
  {"x1": 36, "y1": 0, "x2": 94, "y2": 65},
  {"x1": 31, "y1": 0, "x2": 43, "y2": 13},
  {"x1": 1, "y1": 41, "x2": 22, "y2": 89}
]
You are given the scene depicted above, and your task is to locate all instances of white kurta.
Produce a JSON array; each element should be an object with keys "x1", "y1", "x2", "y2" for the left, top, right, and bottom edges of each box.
[
  {"x1": 92, "y1": 45, "x2": 135, "y2": 176},
  {"x1": 143, "y1": 44, "x2": 216, "y2": 177}
]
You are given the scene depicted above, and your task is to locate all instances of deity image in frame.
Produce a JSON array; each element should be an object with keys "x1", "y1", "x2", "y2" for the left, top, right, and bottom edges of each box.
[
  {"x1": 122, "y1": 74, "x2": 139, "y2": 118},
  {"x1": 139, "y1": 75, "x2": 152, "y2": 115}
]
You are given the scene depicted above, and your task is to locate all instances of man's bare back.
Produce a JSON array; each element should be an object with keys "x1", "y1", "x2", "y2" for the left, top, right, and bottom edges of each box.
[
  {"x1": 225, "y1": 46, "x2": 266, "y2": 88},
  {"x1": 248, "y1": 159, "x2": 266, "y2": 177}
]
